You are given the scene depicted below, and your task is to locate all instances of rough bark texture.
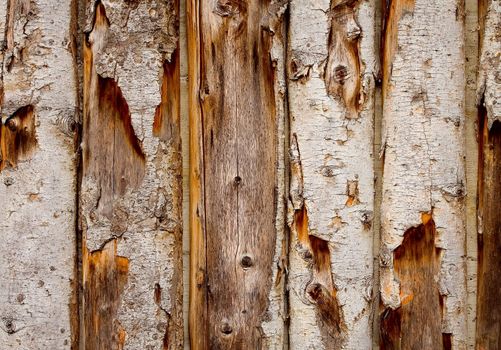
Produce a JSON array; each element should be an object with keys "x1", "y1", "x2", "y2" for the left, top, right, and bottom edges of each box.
[
  {"x1": 80, "y1": 1, "x2": 182, "y2": 349},
  {"x1": 287, "y1": 0, "x2": 376, "y2": 349},
  {"x1": 187, "y1": 0, "x2": 287, "y2": 348},
  {"x1": 0, "y1": 0, "x2": 78, "y2": 348},
  {"x1": 379, "y1": 0, "x2": 467, "y2": 348},
  {"x1": 476, "y1": 0, "x2": 501, "y2": 349}
]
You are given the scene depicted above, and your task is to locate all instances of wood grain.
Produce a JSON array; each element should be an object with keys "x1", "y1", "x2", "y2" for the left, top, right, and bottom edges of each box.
[{"x1": 188, "y1": 0, "x2": 287, "y2": 347}]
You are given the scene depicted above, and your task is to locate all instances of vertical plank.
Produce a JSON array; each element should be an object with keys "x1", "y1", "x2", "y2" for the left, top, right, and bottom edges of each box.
[
  {"x1": 287, "y1": 0, "x2": 376, "y2": 348},
  {"x1": 476, "y1": 0, "x2": 501, "y2": 348},
  {"x1": 178, "y1": 0, "x2": 191, "y2": 347},
  {"x1": 80, "y1": 0, "x2": 183, "y2": 348},
  {"x1": 464, "y1": 0, "x2": 479, "y2": 347},
  {"x1": 0, "y1": 0, "x2": 78, "y2": 348},
  {"x1": 188, "y1": 0, "x2": 288, "y2": 347},
  {"x1": 379, "y1": 0, "x2": 467, "y2": 348},
  {"x1": 186, "y1": 0, "x2": 207, "y2": 347}
]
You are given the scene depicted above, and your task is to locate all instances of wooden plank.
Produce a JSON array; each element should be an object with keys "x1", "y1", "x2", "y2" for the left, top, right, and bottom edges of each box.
[
  {"x1": 287, "y1": 0, "x2": 376, "y2": 348},
  {"x1": 80, "y1": 0, "x2": 183, "y2": 348},
  {"x1": 463, "y1": 0, "x2": 480, "y2": 347},
  {"x1": 476, "y1": 0, "x2": 501, "y2": 348},
  {"x1": 187, "y1": 0, "x2": 287, "y2": 347},
  {"x1": 186, "y1": 0, "x2": 207, "y2": 347},
  {"x1": 0, "y1": 0, "x2": 78, "y2": 348},
  {"x1": 379, "y1": 0, "x2": 467, "y2": 348}
]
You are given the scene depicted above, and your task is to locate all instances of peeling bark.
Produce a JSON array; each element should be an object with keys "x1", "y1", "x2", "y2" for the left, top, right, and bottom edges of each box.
[
  {"x1": 287, "y1": 0, "x2": 376, "y2": 348},
  {"x1": 0, "y1": 0, "x2": 78, "y2": 348},
  {"x1": 379, "y1": 0, "x2": 467, "y2": 348},
  {"x1": 293, "y1": 205, "x2": 345, "y2": 348},
  {"x1": 381, "y1": 0, "x2": 415, "y2": 99},
  {"x1": 80, "y1": 1, "x2": 182, "y2": 349},
  {"x1": 324, "y1": 1, "x2": 364, "y2": 117},
  {"x1": 476, "y1": 1, "x2": 501, "y2": 348},
  {"x1": 187, "y1": 0, "x2": 287, "y2": 348}
]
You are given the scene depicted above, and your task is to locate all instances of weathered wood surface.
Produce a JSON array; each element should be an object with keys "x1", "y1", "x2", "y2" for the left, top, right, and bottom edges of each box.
[
  {"x1": 80, "y1": 0, "x2": 183, "y2": 349},
  {"x1": 476, "y1": 0, "x2": 501, "y2": 349},
  {"x1": 0, "y1": 0, "x2": 496, "y2": 348},
  {"x1": 187, "y1": 0, "x2": 287, "y2": 348},
  {"x1": 287, "y1": 0, "x2": 376, "y2": 348},
  {"x1": 0, "y1": 0, "x2": 78, "y2": 348},
  {"x1": 379, "y1": 0, "x2": 467, "y2": 348}
]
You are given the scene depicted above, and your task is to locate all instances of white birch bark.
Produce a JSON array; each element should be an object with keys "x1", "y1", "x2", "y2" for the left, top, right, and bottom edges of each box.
[
  {"x1": 0, "y1": 0, "x2": 78, "y2": 348},
  {"x1": 288, "y1": 0, "x2": 376, "y2": 348},
  {"x1": 380, "y1": 0, "x2": 467, "y2": 348}
]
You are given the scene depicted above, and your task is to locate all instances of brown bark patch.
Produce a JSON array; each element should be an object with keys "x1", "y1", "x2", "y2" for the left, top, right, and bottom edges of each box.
[
  {"x1": 380, "y1": 215, "x2": 446, "y2": 349},
  {"x1": 83, "y1": 1, "x2": 145, "y2": 217},
  {"x1": 324, "y1": 0, "x2": 362, "y2": 118},
  {"x1": 0, "y1": 105, "x2": 37, "y2": 171},
  {"x1": 153, "y1": 47, "x2": 180, "y2": 144},
  {"x1": 345, "y1": 178, "x2": 360, "y2": 207},
  {"x1": 83, "y1": 239, "x2": 129, "y2": 350},
  {"x1": 476, "y1": 115, "x2": 501, "y2": 349},
  {"x1": 293, "y1": 206, "x2": 346, "y2": 347}
]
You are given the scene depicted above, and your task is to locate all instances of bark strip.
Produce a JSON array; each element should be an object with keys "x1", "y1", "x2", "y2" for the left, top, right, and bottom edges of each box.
[
  {"x1": 81, "y1": 1, "x2": 182, "y2": 348},
  {"x1": 379, "y1": 0, "x2": 467, "y2": 348},
  {"x1": 0, "y1": 0, "x2": 78, "y2": 348},
  {"x1": 287, "y1": 0, "x2": 376, "y2": 348}
]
